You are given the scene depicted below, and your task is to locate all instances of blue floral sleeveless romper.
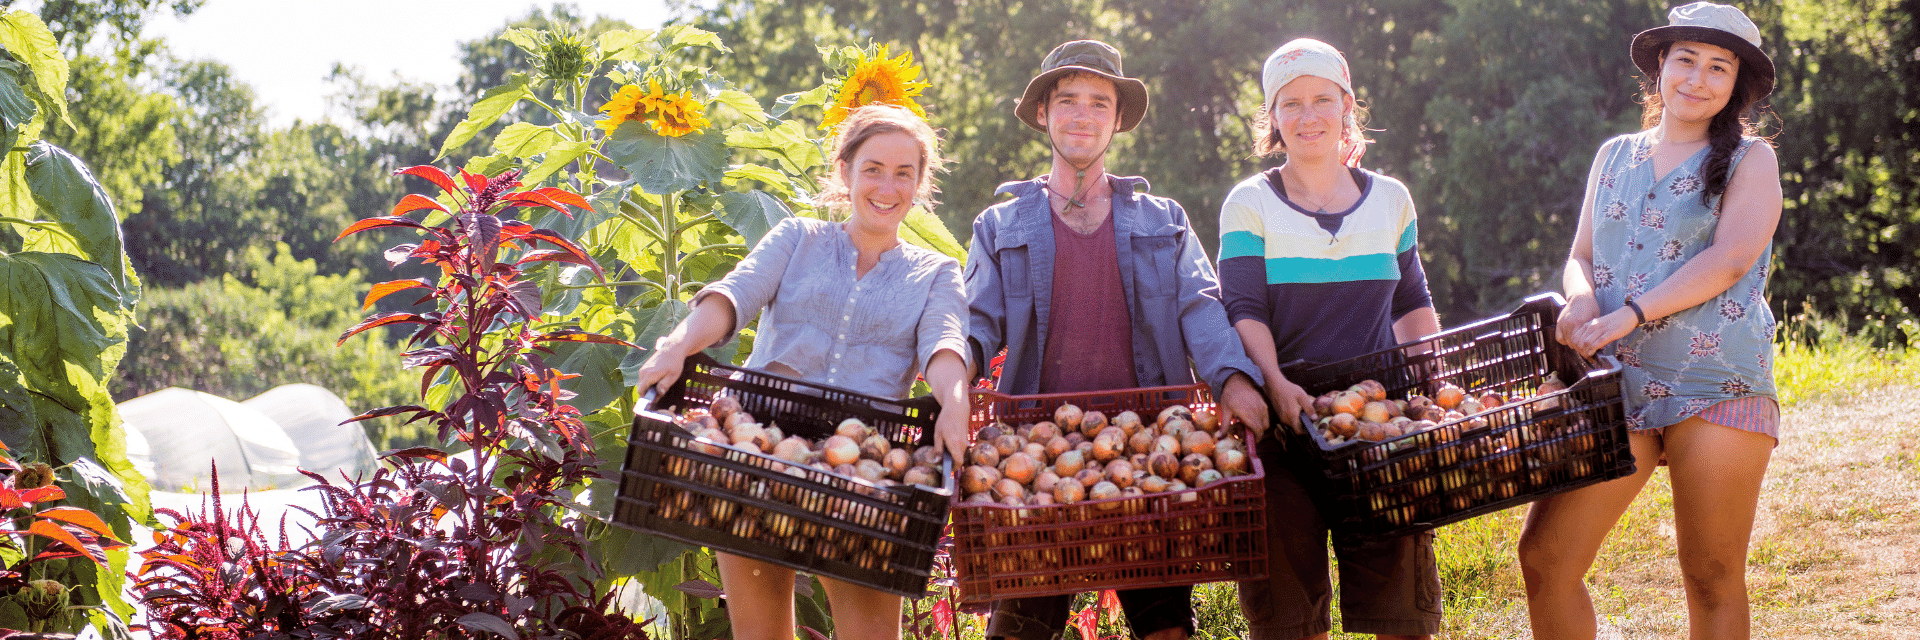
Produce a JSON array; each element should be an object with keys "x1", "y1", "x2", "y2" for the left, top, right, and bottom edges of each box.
[{"x1": 1589, "y1": 131, "x2": 1778, "y2": 436}]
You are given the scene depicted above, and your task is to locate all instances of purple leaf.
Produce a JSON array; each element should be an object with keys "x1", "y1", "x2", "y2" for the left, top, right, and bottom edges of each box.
[
  {"x1": 800, "y1": 626, "x2": 832, "y2": 640},
  {"x1": 307, "y1": 593, "x2": 370, "y2": 615},
  {"x1": 455, "y1": 612, "x2": 520, "y2": 640},
  {"x1": 673, "y1": 579, "x2": 725, "y2": 599},
  {"x1": 794, "y1": 573, "x2": 814, "y2": 597}
]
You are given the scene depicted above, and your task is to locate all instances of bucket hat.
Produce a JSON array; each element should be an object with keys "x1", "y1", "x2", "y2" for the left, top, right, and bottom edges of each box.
[
  {"x1": 1631, "y1": 1, "x2": 1775, "y2": 101},
  {"x1": 1014, "y1": 40, "x2": 1149, "y2": 133}
]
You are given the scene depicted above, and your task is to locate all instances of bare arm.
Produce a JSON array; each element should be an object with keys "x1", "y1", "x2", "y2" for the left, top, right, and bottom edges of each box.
[
  {"x1": 1234, "y1": 318, "x2": 1311, "y2": 435},
  {"x1": 1392, "y1": 307, "x2": 1441, "y2": 344},
  {"x1": 632, "y1": 294, "x2": 737, "y2": 398},
  {"x1": 923, "y1": 349, "x2": 973, "y2": 461},
  {"x1": 1567, "y1": 143, "x2": 1783, "y2": 356},
  {"x1": 1559, "y1": 141, "x2": 1613, "y2": 347}
]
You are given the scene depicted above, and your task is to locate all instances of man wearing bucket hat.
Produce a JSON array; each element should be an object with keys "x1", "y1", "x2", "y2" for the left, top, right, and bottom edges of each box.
[
  {"x1": 1217, "y1": 37, "x2": 1443, "y2": 640},
  {"x1": 1517, "y1": 3, "x2": 1784, "y2": 639},
  {"x1": 964, "y1": 39, "x2": 1270, "y2": 640}
]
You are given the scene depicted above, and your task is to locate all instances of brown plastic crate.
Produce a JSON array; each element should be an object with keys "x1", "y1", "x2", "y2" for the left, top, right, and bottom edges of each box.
[
  {"x1": 1279, "y1": 293, "x2": 1634, "y2": 544},
  {"x1": 613, "y1": 353, "x2": 952, "y2": 598},
  {"x1": 951, "y1": 384, "x2": 1268, "y2": 605}
]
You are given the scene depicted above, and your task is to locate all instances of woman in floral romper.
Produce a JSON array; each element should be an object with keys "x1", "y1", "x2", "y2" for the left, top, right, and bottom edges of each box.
[{"x1": 1516, "y1": 3, "x2": 1783, "y2": 639}]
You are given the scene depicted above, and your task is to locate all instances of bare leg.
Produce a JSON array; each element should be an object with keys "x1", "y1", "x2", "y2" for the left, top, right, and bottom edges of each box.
[
  {"x1": 821, "y1": 576, "x2": 903, "y2": 640},
  {"x1": 1662, "y1": 416, "x2": 1773, "y2": 640},
  {"x1": 717, "y1": 553, "x2": 796, "y2": 640},
  {"x1": 1517, "y1": 431, "x2": 1663, "y2": 640}
]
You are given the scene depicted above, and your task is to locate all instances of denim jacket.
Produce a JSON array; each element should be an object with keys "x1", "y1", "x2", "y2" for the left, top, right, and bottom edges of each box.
[{"x1": 964, "y1": 175, "x2": 1263, "y2": 395}]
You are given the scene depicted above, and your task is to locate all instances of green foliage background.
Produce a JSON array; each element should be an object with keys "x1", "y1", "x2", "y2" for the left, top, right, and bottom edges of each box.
[
  {"x1": 686, "y1": 0, "x2": 1920, "y2": 340},
  {"x1": 48, "y1": 0, "x2": 1915, "y2": 440}
]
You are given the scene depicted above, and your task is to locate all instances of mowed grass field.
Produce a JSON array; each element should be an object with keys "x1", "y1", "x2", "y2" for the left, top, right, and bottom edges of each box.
[
  {"x1": 1411, "y1": 334, "x2": 1920, "y2": 639},
  {"x1": 918, "y1": 332, "x2": 1919, "y2": 639}
]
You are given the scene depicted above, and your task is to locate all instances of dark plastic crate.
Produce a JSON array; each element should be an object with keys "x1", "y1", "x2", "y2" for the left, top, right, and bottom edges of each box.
[
  {"x1": 951, "y1": 384, "x2": 1268, "y2": 605},
  {"x1": 613, "y1": 353, "x2": 952, "y2": 598},
  {"x1": 1279, "y1": 293, "x2": 1634, "y2": 544}
]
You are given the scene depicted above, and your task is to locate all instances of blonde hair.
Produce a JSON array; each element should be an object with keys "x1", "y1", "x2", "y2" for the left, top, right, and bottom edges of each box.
[{"x1": 817, "y1": 104, "x2": 946, "y2": 210}]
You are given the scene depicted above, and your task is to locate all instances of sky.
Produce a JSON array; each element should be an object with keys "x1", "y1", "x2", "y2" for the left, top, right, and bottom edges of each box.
[{"x1": 139, "y1": 0, "x2": 673, "y2": 128}]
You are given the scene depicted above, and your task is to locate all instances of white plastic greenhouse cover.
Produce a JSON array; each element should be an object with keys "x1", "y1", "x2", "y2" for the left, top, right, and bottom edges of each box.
[
  {"x1": 241, "y1": 383, "x2": 381, "y2": 483},
  {"x1": 117, "y1": 387, "x2": 308, "y2": 492}
]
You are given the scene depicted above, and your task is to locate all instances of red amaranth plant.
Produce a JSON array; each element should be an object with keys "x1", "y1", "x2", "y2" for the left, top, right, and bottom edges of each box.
[{"x1": 132, "y1": 165, "x2": 644, "y2": 639}]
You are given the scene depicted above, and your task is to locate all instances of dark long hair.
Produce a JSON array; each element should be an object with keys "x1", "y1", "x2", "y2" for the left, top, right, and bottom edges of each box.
[{"x1": 1639, "y1": 44, "x2": 1767, "y2": 206}]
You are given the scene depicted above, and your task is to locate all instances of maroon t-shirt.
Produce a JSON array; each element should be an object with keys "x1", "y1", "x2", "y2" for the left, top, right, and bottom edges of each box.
[{"x1": 1039, "y1": 210, "x2": 1139, "y2": 394}]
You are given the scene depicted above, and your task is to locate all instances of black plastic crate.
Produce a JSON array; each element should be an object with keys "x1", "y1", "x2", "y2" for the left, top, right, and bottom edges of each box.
[
  {"x1": 1278, "y1": 293, "x2": 1634, "y2": 543},
  {"x1": 613, "y1": 353, "x2": 952, "y2": 598}
]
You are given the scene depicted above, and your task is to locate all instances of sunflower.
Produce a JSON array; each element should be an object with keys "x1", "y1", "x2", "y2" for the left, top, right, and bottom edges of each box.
[
  {"x1": 823, "y1": 44, "x2": 929, "y2": 130},
  {"x1": 652, "y1": 90, "x2": 711, "y2": 137},
  {"x1": 598, "y1": 79, "x2": 671, "y2": 133}
]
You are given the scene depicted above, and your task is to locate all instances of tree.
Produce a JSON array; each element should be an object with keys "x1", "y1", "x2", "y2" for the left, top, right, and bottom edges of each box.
[
  {"x1": 1764, "y1": 0, "x2": 1920, "y2": 343},
  {"x1": 30, "y1": 0, "x2": 201, "y2": 56}
]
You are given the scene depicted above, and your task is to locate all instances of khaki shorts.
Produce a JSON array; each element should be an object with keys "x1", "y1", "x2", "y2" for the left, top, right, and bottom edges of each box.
[{"x1": 1237, "y1": 439, "x2": 1444, "y2": 638}]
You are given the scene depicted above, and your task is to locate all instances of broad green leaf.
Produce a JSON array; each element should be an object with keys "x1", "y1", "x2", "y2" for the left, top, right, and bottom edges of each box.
[
  {"x1": 715, "y1": 190, "x2": 791, "y2": 247},
  {"x1": 541, "y1": 264, "x2": 594, "y2": 317},
  {"x1": 1, "y1": 149, "x2": 38, "y2": 239},
  {"x1": 771, "y1": 85, "x2": 832, "y2": 118},
  {"x1": 723, "y1": 163, "x2": 787, "y2": 188},
  {"x1": 521, "y1": 140, "x2": 590, "y2": 186},
  {"x1": 604, "y1": 125, "x2": 727, "y2": 195},
  {"x1": 711, "y1": 89, "x2": 767, "y2": 125},
  {"x1": 0, "y1": 59, "x2": 37, "y2": 157},
  {"x1": 596, "y1": 29, "x2": 652, "y2": 62},
  {"x1": 537, "y1": 177, "x2": 629, "y2": 241},
  {"x1": 23, "y1": 143, "x2": 137, "y2": 306},
  {"x1": 724, "y1": 121, "x2": 823, "y2": 175},
  {"x1": 900, "y1": 207, "x2": 966, "y2": 261},
  {"x1": 550, "y1": 340, "x2": 630, "y2": 417},
  {"x1": 0, "y1": 11, "x2": 70, "y2": 132},
  {"x1": 500, "y1": 28, "x2": 543, "y2": 55},
  {"x1": 0, "y1": 252, "x2": 127, "y2": 417},
  {"x1": 659, "y1": 25, "x2": 728, "y2": 54},
  {"x1": 436, "y1": 74, "x2": 533, "y2": 162},
  {"x1": 490, "y1": 122, "x2": 560, "y2": 160}
]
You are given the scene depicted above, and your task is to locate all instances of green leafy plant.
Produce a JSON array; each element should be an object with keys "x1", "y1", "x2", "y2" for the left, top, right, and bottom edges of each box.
[
  {"x1": 0, "y1": 442, "x2": 129, "y2": 634},
  {"x1": 422, "y1": 25, "x2": 967, "y2": 635},
  {"x1": 133, "y1": 164, "x2": 645, "y2": 638},
  {"x1": 0, "y1": 9, "x2": 151, "y2": 637}
]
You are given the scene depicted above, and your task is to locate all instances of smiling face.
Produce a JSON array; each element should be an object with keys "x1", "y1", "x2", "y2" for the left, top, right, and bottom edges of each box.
[
  {"x1": 1036, "y1": 73, "x2": 1121, "y2": 166},
  {"x1": 1268, "y1": 74, "x2": 1353, "y2": 163},
  {"x1": 1657, "y1": 40, "x2": 1740, "y2": 125},
  {"x1": 838, "y1": 130, "x2": 925, "y2": 235}
]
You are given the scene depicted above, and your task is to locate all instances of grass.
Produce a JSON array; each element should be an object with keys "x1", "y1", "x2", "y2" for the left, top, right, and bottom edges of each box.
[{"x1": 901, "y1": 322, "x2": 1920, "y2": 639}]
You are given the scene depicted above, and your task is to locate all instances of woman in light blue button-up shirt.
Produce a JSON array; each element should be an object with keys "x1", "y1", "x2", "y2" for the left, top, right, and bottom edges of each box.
[{"x1": 634, "y1": 105, "x2": 971, "y2": 640}]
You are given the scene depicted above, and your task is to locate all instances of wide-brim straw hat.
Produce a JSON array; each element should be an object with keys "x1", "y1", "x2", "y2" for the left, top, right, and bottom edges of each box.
[
  {"x1": 1014, "y1": 40, "x2": 1149, "y2": 133},
  {"x1": 1630, "y1": 1, "x2": 1775, "y2": 101}
]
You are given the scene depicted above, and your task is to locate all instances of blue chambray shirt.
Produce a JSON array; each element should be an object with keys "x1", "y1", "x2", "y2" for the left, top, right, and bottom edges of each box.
[
  {"x1": 964, "y1": 175, "x2": 1263, "y2": 395},
  {"x1": 698, "y1": 217, "x2": 970, "y2": 399}
]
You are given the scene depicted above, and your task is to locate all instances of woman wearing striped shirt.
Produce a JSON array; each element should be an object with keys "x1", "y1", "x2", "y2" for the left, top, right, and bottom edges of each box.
[{"x1": 1217, "y1": 38, "x2": 1443, "y2": 640}]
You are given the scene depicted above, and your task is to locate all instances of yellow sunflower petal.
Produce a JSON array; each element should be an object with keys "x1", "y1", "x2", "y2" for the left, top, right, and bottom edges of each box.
[
  {"x1": 652, "y1": 91, "x2": 710, "y2": 137},
  {"x1": 824, "y1": 44, "x2": 931, "y2": 130}
]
